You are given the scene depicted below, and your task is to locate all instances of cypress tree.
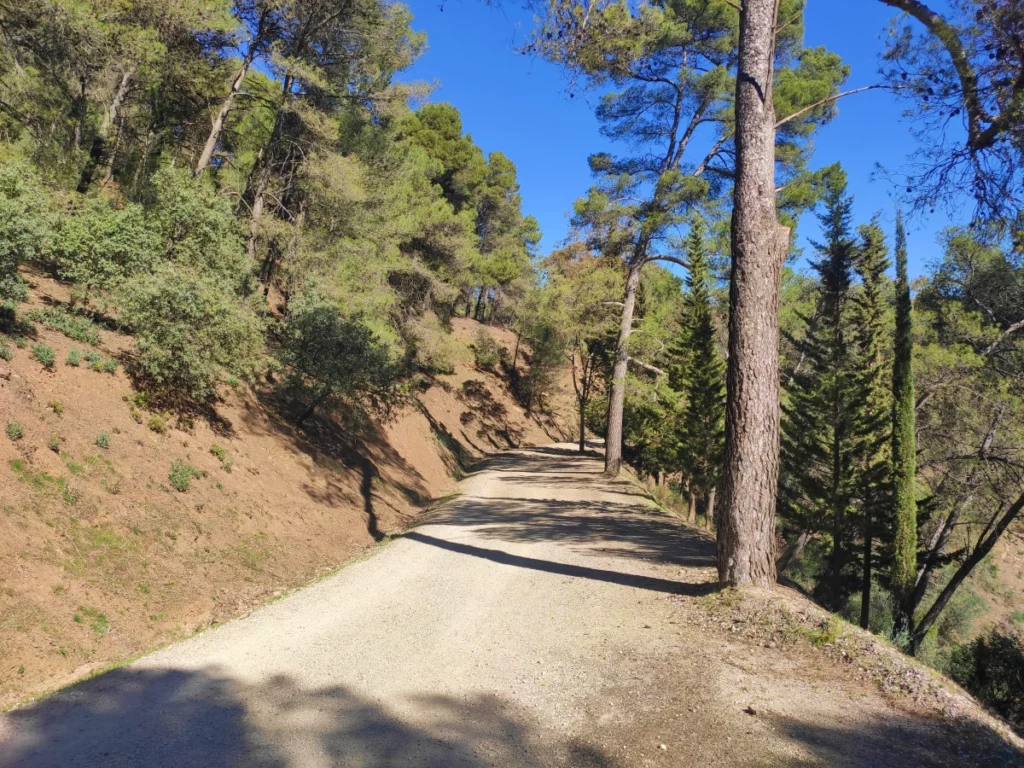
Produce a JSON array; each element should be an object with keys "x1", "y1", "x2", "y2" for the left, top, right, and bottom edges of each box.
[
  {"x1": 890, "y1": 210, "x2": 918, "y2": 637},
  {"x1": 850, "y1": 220, "x2": 893, "y2": 629},
  {"x1": 677, "y1": 219, "x2": 726, "y2": 529}
]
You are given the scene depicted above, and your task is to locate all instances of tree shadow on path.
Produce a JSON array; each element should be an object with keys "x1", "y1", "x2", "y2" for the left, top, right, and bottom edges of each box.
[{"x1": 0, "y1": 667, "x2": 618, "y2": 768}]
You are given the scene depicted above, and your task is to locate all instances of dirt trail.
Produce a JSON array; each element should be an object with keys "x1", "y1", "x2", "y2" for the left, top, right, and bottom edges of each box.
[{"x1": 1, "y1": 444, "x2": 1021, "y2": 767}]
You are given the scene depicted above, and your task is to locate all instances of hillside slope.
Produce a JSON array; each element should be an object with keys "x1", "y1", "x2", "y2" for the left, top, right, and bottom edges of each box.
[{"x1": 0, "y1": 272, "x2": 571, "y2": 708}]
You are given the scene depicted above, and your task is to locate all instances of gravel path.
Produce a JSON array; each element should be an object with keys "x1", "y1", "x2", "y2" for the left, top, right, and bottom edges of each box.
[{"x1": 1, "y1": 444, "x2": 1021, "y2": 767}]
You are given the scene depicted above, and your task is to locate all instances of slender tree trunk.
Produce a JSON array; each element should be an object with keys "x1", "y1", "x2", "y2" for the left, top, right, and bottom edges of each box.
[
  {"x1": 578, "y1": 396, "x2": 587, "y2": 454},
  {"x1": 196, "y1": 11, "x2": 268, "y2": 175},
  {"x1": 718, "y1": 0, "x2": 789, "y2": 588},
  {"x1": 705, "y1": 486, "x2": 717, "y2": 532},
  {"x1": 604, "y1": 255, "x2": 644, "y2": 476},
  {"x1": 860, "y1": 523, "x2": 872, "y2": 629},
  {"x1": 687, "y1": 480, "x2": 697, "y2": 524},
  {"x1": 77, "y1": 66, "x2": 134, "y2": 193},
  {"x1": 910, "y1": 410, "x2": 1000, "y2": 613},
  {"x1": 776, "y1": 530, "x2": 811, "y2": 574},
  {"x1": 474, "y1": 287, "x2": 486, "y2": 321},
  {"x1": 910, "y1": 490, "x2": 1024, "y2": 653}
]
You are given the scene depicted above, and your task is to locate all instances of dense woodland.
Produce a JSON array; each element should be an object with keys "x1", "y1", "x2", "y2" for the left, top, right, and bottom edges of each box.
[{"x1": 1, "y1": 0, "x2": 1024, "y2": 727}]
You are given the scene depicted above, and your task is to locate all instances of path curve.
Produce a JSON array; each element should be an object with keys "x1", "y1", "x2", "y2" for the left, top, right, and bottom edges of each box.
[{"x1": 1, "y1": 444, "x2": 1020, "y2": 767}]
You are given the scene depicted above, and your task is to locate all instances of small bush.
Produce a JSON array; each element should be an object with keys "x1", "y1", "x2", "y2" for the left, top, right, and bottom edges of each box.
[
  {"x1": 118, "y1": 265, "x2": 265, "y2": 404},
  {"x1": 32, "y1": 343, "x2": 55, "y2": 369},
  {"x1": 24, "y1": 307, "x2": 101, "y2": 346},
  {"x1": 472, "y1": 328, "x2": 503, "y2": 369},
  {"x1": 948, "y1": 630, "x2": 1024, "y2": 728},
  {"x1": 210, "y1": 445, "x2": 227, "y2": 461},
  {"x1": 279, "y1": 300, "x2": 402, "y2": 425},
  {"x1": 5, "y1": 420, "x2": 23, "y2": 440},
  {"x1": 0, "y1": 343, "x2": 12, "y2": 361},
  {"x1": 66, "y1": 348, "x2": 80, "y2": 366},
  {"x1": 169, "y1": 460, "x2": 202, "y2": 492},
  {"x1": 13, "y1": 336, "x2": 27, "y2": 349},
  {"x1": 99, "y1": 358, "x2": 117, "y2": 374},
  {"x1": 147, "y1": 414, "x2": 167, "y2": 434},
  {"x1": 95, "y1": 432, "x2": 110, "y2": 450},
  {"x1": 83, "y1": 350, "x2": 101, "y2": 367},
  {"x1": 408, "y1": 311, "x2": 458, "y2": 375},
  {"x1": 47, "y1": 434, "x2": 60, "y2": 452},
  {"x1": 129, "y1": 407, "x2": 143, "y2": 424},
  {"x1": 47, "y1": 400, "x2": 63, "y2": 415}
]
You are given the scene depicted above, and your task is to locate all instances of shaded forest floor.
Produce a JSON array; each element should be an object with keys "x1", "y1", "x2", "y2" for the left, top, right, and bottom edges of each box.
[{"x1": 0, "y1": 270, "x2": 572, "y2": 708}]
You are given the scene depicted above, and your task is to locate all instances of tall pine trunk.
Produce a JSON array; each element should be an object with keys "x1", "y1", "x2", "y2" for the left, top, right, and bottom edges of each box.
[
  {"x1": 604, "y1": 253, "x2": 645, "y2": 476},
  {"x1": 891, "y1": 212, "x2": 917, "y2": 635},
  {"x1": 718, "y1": 0, "x2": 789, "y2": 587},
  {"x1": 77, "y1": 66, "x2": 134, "y2": 193},
  {"x1": 196, "y1": 12, "x2": 268, "y2": 175}
]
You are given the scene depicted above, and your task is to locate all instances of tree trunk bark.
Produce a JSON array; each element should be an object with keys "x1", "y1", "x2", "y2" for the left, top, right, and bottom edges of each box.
[
  {"x1": 910, "y1": 490, "x2": 1024, "y2": 653},
  {"x1": 578, "y1": 398, "x2": 586, "y2": 454},
  {"x1": 860, "y1": 525, "x2": 872, "y2": 629},
  {"x1": 776, "y1": 531, "x2": 810, "y2": 574},
  {"x1": 77, "y1": 66, "x2": 134, "y2": 193},
  {"x1": 717, "y1": 0, "x2": 789, "y2": 588},
  {"x1": 705, "y1": 486, "x2": 718, "y2": 533},
  {"x1": 604, "y1": 256, "x2": 644, "y2": 477},
  {"x1": 687, "y1": 482, "x2": 697, "y2": 525},
  {"x1": 196, "y1": 12, "x2": 267, "y2": 175},
  {"x1": 196, "y1": 57, "x2": 251, "y2": 175}
]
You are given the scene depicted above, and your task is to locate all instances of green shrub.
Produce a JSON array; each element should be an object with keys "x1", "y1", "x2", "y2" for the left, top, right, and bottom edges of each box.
[
  {"x1": 147, "y1": 414, "x2": 167, "y2": 434},
  {"x1": 99, "y1": 358, "x2": 117, "y2": 374},
  {"x1": 47, "y1": 400, "x2": 63, "y2": 415},
  {"x1": 0, "y1": 343, "x2": 12, "y2": 361},
  {"x1": 279, "y1": 300, "x2": 402, "y2": 425},
  {"x1": 472, "y1": 327, "x2": 503, "y2": 369},
  {"x1": 51, "y1": 197, "x2": 159, "y2": 295},
  {"x1": 210, "y1": 445, "x2": 227, "y2": 461},
  {"x1": 32, "y1": 343, "x2": 56, "y2": 369},
  {"x1": 13, "y1": 336, "x2": 27, "y2": 349},
  {"x1": 0, "y1": 157, "x2": 53, "y2": 302},
  {"x1": 169, "y1": 460, "x2": 202, "y2": 492},
  {"x1": 119, "y1": 265, "x2": 265, "y2": 403},
  {"x1": 47, "y1": 434, "x2": 60, "y2": 452},
  {"x1": 407, "y1": 311, "x2": 458, "y2": 375},
  {"x1": 95, "y1": 432, "x2": 110, "y2": 450},
  {"x1": 948, "y1": 630, "x2": 1024, "y2": 728},
  {"x1": 66, "y1": 348, "x2": 81, "y2": 366},
  {"x1": 5, "y1": 421, "x2": 23, "y2": 440},
  {"x1": 24, "y1": 307, "x2": 101, "y2": 345},
  {"x1": 83, "y1": 350, "x2": 101, "y2": 367}
]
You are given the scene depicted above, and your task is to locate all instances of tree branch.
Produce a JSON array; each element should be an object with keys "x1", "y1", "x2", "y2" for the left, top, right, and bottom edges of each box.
[
  {"x1": 876, "y1": 0, "x2": 991, "y2": 148},
  {"x1": 774, "y1": 85, "x2": 889, "y2": 129}
]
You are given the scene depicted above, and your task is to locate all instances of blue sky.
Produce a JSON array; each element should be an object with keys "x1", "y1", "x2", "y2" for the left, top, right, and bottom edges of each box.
[{"x1": 399, "y1": 1, "x2": 957, "y2": 277}]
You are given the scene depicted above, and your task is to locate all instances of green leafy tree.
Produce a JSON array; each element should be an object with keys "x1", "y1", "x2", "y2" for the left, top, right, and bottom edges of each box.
[
  {"x1": 528, "y1": 0, "x2": 848, "y2": 476},
  {"x1": 279, "y1": 298, "x2": 402, "y2": 426}
]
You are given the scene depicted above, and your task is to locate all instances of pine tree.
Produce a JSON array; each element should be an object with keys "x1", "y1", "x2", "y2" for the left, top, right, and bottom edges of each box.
[
  {"x1": 850, "y1": 219, "x2": 893, "y2": 629},
  {"x1": 670, "y1": 219, "x2": 726, "y2": 529},
  {"x1": 780, "y1": 170, "x2": 862, "y2": 610},
  {"x1": 890, "y1": 210, "x2": 918, "y2": 637}
]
